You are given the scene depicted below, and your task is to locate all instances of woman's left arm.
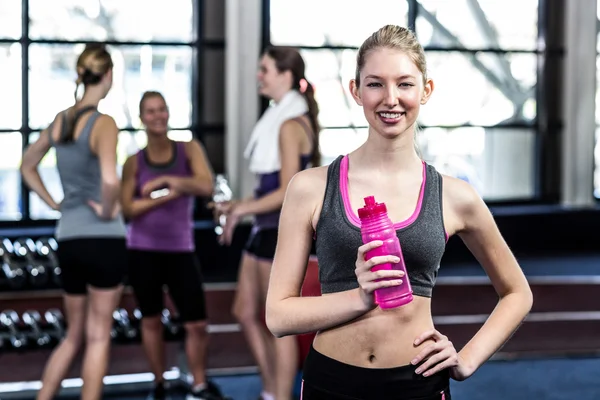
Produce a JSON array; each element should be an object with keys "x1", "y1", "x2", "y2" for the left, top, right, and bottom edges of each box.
[{"x1": 413, "y1": 177, "x2": 533, "y2": 380}]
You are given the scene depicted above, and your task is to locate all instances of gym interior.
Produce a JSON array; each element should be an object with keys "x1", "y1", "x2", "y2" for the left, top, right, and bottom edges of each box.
[{"x1": 0, "y1": 0, "x2": 599, "y2": 399}]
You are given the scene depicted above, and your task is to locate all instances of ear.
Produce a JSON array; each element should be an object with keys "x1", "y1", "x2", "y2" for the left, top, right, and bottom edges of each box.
[
  {"x1": 349, "y1": 79, "x2": 363, "y2": 106},
  {"x1": 282, "y1": 69, "x2": 294, "y2": 85},
  {"x1": 420, "y1": 78, "x2": 434, "y2": 105}
]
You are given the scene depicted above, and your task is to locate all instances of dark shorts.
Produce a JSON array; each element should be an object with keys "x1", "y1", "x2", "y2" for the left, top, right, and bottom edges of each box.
[
  {"x1": 244, "y1": 227, "x2": 278, "y2": 260},
  {"x1": 57, "y1": 238, "x2": 127, "y2": 295},
  {"x1": 301, "y1": 345, "x2": 451, "y2": 400},
  {"x1": 127, "y1": 250, "x2": 207, "y2": 322}
]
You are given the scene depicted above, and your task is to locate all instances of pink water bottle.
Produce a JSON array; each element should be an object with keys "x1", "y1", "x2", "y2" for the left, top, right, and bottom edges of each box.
[{"x1": 358, "y1": 196, "x2": 413, "y2": 309}]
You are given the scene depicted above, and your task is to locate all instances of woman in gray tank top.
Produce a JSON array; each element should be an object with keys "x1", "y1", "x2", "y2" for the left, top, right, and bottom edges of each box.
[
  {"x1": 265, "y1": 25, "x2": 533, "y2": 399},
  {"x1": 21, "y1": 44, "x2": 126, "y2": 400}
]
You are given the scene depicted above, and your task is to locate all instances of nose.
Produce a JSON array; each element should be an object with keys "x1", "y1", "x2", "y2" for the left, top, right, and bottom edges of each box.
[{"x1": 383, "y1": 86, "x2": 399, "y2": 108}]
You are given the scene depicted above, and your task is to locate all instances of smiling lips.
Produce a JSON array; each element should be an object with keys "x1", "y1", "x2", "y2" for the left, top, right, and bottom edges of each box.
[{"x1": 377, "y1": 111, "x2": 406, "y2": 124}]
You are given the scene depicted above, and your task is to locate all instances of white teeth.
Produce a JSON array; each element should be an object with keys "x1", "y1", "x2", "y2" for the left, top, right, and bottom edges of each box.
[{"x1": 379, "y1": 112, "x2": 403, "y2": 118}]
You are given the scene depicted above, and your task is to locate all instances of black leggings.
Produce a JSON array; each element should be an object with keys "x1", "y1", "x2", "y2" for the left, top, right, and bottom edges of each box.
[{"x1": 301, "y1": 345, "x2": 451, "y2": 400}]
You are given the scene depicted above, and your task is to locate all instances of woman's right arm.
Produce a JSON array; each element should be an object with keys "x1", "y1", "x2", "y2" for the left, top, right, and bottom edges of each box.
[
  {"x1": 20, "y1": 123, "x2": 60, "y2": 211},
  {"x1": 265, "y1": 168, "x2": 404, "y2": 338},
  {"x1": 120, "y1": 155, "x2": 179, "y2": 219}
]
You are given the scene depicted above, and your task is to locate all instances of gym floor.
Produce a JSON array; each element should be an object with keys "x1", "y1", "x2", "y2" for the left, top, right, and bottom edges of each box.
[{"x1": 40, "y1": 356, "x2": 600, "y2": 399}]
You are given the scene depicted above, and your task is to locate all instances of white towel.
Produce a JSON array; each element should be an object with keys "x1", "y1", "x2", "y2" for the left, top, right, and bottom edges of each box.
[{"x1": 244, "y1": 90, "x2": 308, "y2": 174}]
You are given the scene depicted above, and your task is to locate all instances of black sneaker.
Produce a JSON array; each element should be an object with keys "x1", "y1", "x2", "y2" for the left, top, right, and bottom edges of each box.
[
  {"x1": 147, "y1": 382, "x2": 171, "y2": 400},
  {"x1": 186, "y1": 380, "x2": 228, "y2": 400}
]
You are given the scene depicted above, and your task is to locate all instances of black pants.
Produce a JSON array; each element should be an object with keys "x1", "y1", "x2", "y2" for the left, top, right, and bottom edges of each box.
[{"x1": 301, "y1": 345, "x2": 451, "y2": 400}]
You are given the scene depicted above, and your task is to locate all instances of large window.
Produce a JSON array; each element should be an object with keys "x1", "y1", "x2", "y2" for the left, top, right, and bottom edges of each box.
[
  {"x1": 595, "y1": 2, "x2": 600, "y2": 199},
  {"x1": 268, "y1": 0, "x2": 541, "y2": 201},
  {"x1": 0, "y1": 0, "x2": 225, "y2": 222}
]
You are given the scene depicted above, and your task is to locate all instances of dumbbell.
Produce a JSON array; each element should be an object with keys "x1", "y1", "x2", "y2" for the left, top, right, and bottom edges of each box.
[
  {"x1": 13, "y1": 238, "x2": 49, "y2": 288},
  {"x1": 130, "y1": 308, "x2": 142, "y2": 330},
  {"x1": 161, "y1": 309, "x2": 183, "y2": 340},
  {"x1": 44, "y1": 308, "x2": 66, "y2": 343},
  {"x1": 0, "y1": 238, "x2": 27, "y2": 289},
  {"x1": 35, "y1": 238, "x2": 61, "y2": 287},
  {"x1": 0, "y1": 310, "x2": 28, "y2": 350},
  {"x1": 22, "y1": 310, "x2": 52, "y2": 348},
  {"x1": 112, "y1": 308, "x2": 137, "y2": 341}
]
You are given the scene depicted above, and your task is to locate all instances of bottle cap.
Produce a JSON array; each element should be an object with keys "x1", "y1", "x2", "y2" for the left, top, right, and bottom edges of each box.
[{"x1": 357, "y1": 196, "x2": 387, "y2": 219}]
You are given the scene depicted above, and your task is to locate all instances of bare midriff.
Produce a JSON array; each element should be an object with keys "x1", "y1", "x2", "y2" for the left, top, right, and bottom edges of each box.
[{"x1": 313, "y1": 295, "x2": 435, "y2": 367}]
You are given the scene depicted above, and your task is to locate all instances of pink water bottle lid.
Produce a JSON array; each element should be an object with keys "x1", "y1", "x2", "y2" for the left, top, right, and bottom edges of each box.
[{"x1": 357, "y1": 196, "x2": 387, "y2": 219}]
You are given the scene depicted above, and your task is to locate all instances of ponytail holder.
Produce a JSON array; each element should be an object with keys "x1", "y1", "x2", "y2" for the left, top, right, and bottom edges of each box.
[{"x1": 299, "y1": 78, "x2": 308, "y2": 94}]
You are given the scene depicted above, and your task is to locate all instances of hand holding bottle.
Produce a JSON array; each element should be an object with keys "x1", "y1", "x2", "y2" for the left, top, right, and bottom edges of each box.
[
  {"x1": 358, "y1": 196, "x2": 414, "y2": 309},
  {"x1": 354, "y1": 240, "x2": 405, "y2": 309}
]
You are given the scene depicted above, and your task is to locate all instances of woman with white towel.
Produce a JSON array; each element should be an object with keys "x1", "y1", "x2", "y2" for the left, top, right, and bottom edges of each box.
[{"x1": 215, "y1": 46, "x2": 319, "y2": 400}]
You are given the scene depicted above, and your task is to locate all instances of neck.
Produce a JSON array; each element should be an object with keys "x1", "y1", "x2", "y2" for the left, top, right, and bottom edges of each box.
[
  {"x1": 146, "y1": 134, "x2": 171, "y2": 152},
  {"x1": 271, "y1": 88, "x2": 294, "y2": 104},
  {"x1": 77, "y1": 88, "x2": 104, "y2": 108},
  {"x1": 353, "y1": 126, "x2": 422, "y2": 173}
]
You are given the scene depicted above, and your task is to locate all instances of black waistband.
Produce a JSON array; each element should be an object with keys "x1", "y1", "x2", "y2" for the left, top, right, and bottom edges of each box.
[{"x1": 302, "y1": 345, "x2": 450, "y2": 400}]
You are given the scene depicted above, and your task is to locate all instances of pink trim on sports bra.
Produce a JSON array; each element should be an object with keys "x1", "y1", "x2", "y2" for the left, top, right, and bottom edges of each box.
[{"x1": 339, "y1": 155, "x2": 426, "y2": 229}]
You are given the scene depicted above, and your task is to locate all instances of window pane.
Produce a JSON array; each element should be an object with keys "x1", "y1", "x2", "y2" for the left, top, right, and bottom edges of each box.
[
  {"x1": 29, "y1": 0, "x2": 193, "y2": 42},
  {"x1": 0, "y1": 0, "x2": 21, "y2": 39},
  {"x1": 0, "y1": 43, "x2": 22, "y2": 129},
  {"x1": 319, "y1": 127, "x2": 535, "y2": 200},
  {"x1": 300, "y1": 49, "x2": 367, "y2": 128},
  {"x1": 420, "y1": 52, "x2": 536, "y2": 126},
  {"x1": 595, "y1": 128, "x2": 600, "y2": 199},
  {"x1": 270, "y1": 0, "x2": 407, "y2": 47},
  {"x1": 0, "y1": 133, "x2": 23, "y2": 220},
  {"x1": 417, "y1": 0, "x2": 538, "y2": 50},
  {"x1": 28, "y1": 132, "x2": 63, "y2": 220},
  {"x1": 319, "y1": 128, "x2": 368, "y2": 167},
  {"x1": 418, "y1": 127, "x2": 536, "y2": 200},
  {"x1": 29, "y1": 44, "x2": 192, "y2": 130},
  {"x1": 596, "y1": 56, "x2": 600, "y2": 124}
]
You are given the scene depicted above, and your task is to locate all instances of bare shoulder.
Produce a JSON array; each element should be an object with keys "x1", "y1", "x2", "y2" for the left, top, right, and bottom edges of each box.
[
  {"x1": 123, "y1": 153, "x2": 138, "y2": 172},
  {"x1": 287, "y1": 165, "x2": 328, "y2": 198},
  {"x1": 285, "y1": 165, "x2": 329, "y2": 227},
  {"x1": 95, "y1": 113, "x2": 118, "y2": 129},
  {"x1": 441, "y1": 173, "x2": 488, "y2": 233},
  {"x1": 280, "y1": 118, "x2": 309, "y2": 138},
  {"x1": 183, "y1": 138, "x2": 203, "y2": 152}
]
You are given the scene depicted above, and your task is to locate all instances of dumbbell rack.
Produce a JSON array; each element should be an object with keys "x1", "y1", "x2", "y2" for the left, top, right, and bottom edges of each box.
[{"x1": 0, "y1": 284, "x2": 257, "y2": 399}]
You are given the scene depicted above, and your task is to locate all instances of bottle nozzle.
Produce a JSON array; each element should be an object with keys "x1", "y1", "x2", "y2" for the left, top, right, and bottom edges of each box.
[{"x1": 364, "y1": 196, "x2": 375, "y2": 206}]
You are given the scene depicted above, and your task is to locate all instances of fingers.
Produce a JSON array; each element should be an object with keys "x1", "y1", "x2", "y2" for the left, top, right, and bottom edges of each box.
[
  {"x1": 411, "y1": 330, "x2": 457, "y2": 377},
  {"x1": 414, "y1": 329, "x2": 445, "y2": 346},
  {"x1": 413, "y1": 343, "x2": 449, "y2": 372},
  {"x1": 415, "y1": 347, "x2": 458, "y2": 377},
  {"x1": 358, "y1": 278, "x2": 403, "y2": 295},
  {"x1": 357, "y1": 270, "x2": 404, "y2": 293},
  {"x1": 357, "y1": 240, "x2": 383, "y2": 258},
  {"x1": 359, "y1": 255, "x2": 402, "y2": 272},
  {"x1": 357, "y1": 268, "x2": 404, "y2": 284}
]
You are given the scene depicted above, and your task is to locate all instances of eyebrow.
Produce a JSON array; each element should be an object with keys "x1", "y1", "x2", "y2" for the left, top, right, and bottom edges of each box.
[{"x1": 364, "y1": 74, "x2": 416, "y2": 80}]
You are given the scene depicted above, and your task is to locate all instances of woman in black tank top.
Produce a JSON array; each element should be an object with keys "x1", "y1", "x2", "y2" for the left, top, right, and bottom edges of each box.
[{"x1": 265, "y1": 25, "x2": 533, "y2": 400}]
